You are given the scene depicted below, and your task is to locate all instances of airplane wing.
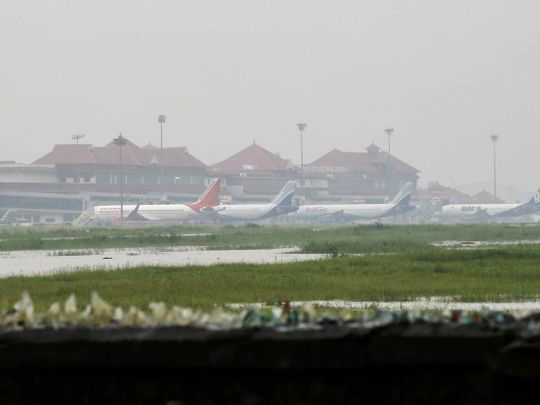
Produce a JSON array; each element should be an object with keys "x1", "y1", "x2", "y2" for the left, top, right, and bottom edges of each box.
[
  {"x1": 197, "y1": 205, "x2": 227, "y2": 221},
  {"x1": 463, "y1": 208, "x2": 492, "y2": 222},
  {"x1": 330, "y1": 210, "x2": 358, "y2": 222},
  {"x1": 312, "y1": 209, "x2": 357, "y2": 223},
  {"x1": 385, "y1": 202, "x2": 416, "y2": 217},
  {"x1": 125, "y1": 204, "x2": 149, "y2": 221}
]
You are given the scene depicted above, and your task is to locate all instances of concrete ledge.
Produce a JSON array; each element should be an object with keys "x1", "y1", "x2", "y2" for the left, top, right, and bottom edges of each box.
[{"x1": 0, "y1": 323, "x2": 538, "y2": 403}]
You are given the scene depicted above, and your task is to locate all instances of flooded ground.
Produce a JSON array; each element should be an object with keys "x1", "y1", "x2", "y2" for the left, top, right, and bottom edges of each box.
[
  {"x1": 0, "y1": 247, "x2": 326, "y2": 279},
  {"x1": 228, "y1": 298, "x2": 540, "y2": 313},
  {"x1": 432, "y1": 240, "x2": 540, "y2": 248}
]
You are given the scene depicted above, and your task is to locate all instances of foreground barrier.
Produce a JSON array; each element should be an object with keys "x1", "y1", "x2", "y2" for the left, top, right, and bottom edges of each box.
[
  {"x1": 2, "y1": 293, "x2": 540, "y2": 403},
  {"x1": 2, "y1": 319, "x2": 540, "y2": 403}
]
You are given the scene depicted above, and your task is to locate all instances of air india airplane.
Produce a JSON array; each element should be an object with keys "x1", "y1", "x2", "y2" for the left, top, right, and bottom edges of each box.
[{"x1": 94, "y1": 179, "x2": 221, "y2": 222}]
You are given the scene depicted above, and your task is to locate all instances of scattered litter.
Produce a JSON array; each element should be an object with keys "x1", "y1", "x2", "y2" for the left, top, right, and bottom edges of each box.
[
  {"x1": 227, "y1": 298, "x2": 540, "y2": 314},
  {"x1": 1, "y1": 292, "x2": 539, "y2": 332}
]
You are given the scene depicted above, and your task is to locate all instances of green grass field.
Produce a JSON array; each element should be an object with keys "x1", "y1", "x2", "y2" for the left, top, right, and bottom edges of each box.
[
  {"x1": 3, "y1": 245, "x2": 540, "y2": 312},
  {"x1": 1, "y1": 223, "x2": 540, "y2": 253}
]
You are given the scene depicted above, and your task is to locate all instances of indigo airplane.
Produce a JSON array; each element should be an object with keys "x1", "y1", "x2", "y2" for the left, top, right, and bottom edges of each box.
[
  {"x1": 440, "y1": 189, "x2": 540, "y2": 221},
  {"x1": 208, "y1": 180, "x2": 297, "y2": 221},
  {"x1": 293, "y1": 182, "x2": 415, "y2": 221}
]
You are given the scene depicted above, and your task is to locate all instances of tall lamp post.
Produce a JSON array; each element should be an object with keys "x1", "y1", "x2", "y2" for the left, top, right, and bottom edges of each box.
[
  {"x1": 158, "y1": 115, "x2": 167, "y2": 194},
  {"x1": 296, "y1": 123, "x2": 307, "y2": 172},
  {"x1": 384, "y1": 128, "x2": 394, "y2": 157},
  {"x1": 72, "y1": 134, "x2": 85, "y2": 185},
  {"x1": 383, "y1": 128, "x2": 395, "y2": 192},
  {"x1": 490, "y1": 134, "x2": 499, "y2": 200},
  {"x1": 72, "y1": 134, "x2": 85, "y2": 144},
  {"x1": 113, "y1": 134, "x2": 127, "y2": 225}
]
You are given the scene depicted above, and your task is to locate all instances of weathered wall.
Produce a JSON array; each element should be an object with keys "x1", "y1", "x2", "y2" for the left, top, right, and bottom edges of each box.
[{"x1": 0, "y1": 322, "x2": 539, "y2": 403}]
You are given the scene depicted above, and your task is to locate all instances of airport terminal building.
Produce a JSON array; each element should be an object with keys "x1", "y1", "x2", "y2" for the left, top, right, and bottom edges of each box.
[
  {"x1": 301, "y1": 143, "x2": 419, "y2": 203},
  {"x1": 0, "y1": 139, "x2": 423, "y2": 224}
]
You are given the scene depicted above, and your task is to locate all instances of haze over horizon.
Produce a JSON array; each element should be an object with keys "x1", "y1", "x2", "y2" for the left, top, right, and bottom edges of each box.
[{"x1": 1, "y1": 1, "x2": 539, "y2": 193}]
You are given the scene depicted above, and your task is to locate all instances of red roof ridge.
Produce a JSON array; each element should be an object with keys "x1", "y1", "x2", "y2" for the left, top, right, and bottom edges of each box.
[
  {"x1": 211, "y1": 143, "x2": 291, "y2": 172},
  {"x1": 33, "y1": 138, "x2": 206, "y2": 168},
  {"x1": 307, "y1": 144, "x2": 419, "y2": 174}
]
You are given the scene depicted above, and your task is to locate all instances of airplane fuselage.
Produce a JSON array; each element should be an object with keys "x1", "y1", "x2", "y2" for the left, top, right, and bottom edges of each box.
[
  {"x1": 295, "y1": 204, "x2": 395, "y2": 220},
  {"x1": 215, "y1": 204, "x2": 297, "y2": 221},
  {"x1": 94, "y1": 204, "x2": 202, "y2": 221},
  {"x1": 441, "y1": 204, "x2": 520, "y2": 218}
]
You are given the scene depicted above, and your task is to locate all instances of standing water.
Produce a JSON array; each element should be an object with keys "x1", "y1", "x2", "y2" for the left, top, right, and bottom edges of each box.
[{"x1": 0, "y1": 247, "x2": 325, "y2": 278}]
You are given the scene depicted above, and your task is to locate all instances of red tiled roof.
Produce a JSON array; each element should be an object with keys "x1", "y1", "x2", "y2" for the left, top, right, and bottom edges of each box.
[
  {"x1": 138, "y1": 147, "x2": 206, "y2": 168},
  {"x1": 307, "y1": 145, "x2": 419, "y2": 174},
  {"x1": 141, "y1": 142, "x2": 158, "y2": 149},
  {"x1": 34, "y1": 144, "x2": 97, "y2": 164},
  {"x1": 211, "y1": 143, "x2": 292, "y2": 173},
  {"x1": 96, "y1": 139, "x2": 146, "y2": 166},
  {"x1": 471, "y1": 190, "x2": 504, "y2": 204},
  {"x1": 33, "y1": 139, "x2": 206, "y2": 168},
  {"x1": 415, "y1": 183, "x2": 473, "y2": 204}
]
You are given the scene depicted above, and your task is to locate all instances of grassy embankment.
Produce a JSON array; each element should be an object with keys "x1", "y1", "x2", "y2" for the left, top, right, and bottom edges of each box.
[
  {"x1": 1, "y1": 223, "x2": 540, "y2": 253},
  {"x1": 2, "y1": 245, "x2": 540, "y2": 311}
]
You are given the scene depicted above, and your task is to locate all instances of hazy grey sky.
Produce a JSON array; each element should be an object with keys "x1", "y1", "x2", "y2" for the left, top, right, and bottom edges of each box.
[{"x1": 1, "y1": 1, "x2": 539, "y2": 192}]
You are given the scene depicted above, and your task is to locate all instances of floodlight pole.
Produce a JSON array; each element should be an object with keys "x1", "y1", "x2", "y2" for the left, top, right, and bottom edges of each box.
[
  {"x1": 113, "y1": 134, "x2": 127, "y2": 225},
  {"x1": 158, "y1": 115, "x2": 167, "y2": 195},
  {"x1": 71, "y1": 134, "x2": 85, "y2": 186},
  {"x1": 297, "y1": 123, "x2": 307, "y2": 172},
  {"x1": 72, "y1": 134, "x2": 85, "y2": 144},
  {"x1": 490, "y1": 134, "x2": 499, "y2": 200},
  {"x1": 384, "y1": 128, "x2": 394, "y2": 158}
]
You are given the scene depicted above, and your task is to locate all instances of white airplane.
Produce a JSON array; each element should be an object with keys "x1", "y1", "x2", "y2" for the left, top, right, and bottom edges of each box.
[
  {"x1": 440, "y1": 189, "x2": 540, "y2": 221},
  {"x1": 208, "y1": 181, "x2": 297, "y2": 221},
  {"x1": 94, "y1": 179, "x2": 221, "y2": 222},
  {"x1": 293, "y1": 182, "x2": 416, "y2": 221}
]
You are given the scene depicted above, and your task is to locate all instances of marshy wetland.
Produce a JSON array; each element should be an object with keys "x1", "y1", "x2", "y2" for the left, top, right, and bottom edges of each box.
[
  {"x1": 1, "y1": 223, "x2": 540, "y2": 314},
  {"x1": 2, "y1": 223, "x2": 540, "y2": 253}
]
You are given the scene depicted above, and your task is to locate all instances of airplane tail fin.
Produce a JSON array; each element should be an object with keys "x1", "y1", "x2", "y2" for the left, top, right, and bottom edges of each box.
[
  {"x1": 521, "y1": 189, "x2": 540, "y2": 210},
  {"x1": 188, "y1": 179, "x2": 221, "y2": 211},
  {"x1": 271, "y1": 180, "x2": 296, "y2": 208},
  {"x1": 520, "y1": 189, "x2": 540, "y2": 207},
  {"x1": 530, "y1": 189, "x2": 540, "y2": 205},
  {"x1": 390, "y1": 182, "x2": 415, "y2": 207},
  {"x1": 491, "y1": 189, "x2": 540, "y2": 219}
]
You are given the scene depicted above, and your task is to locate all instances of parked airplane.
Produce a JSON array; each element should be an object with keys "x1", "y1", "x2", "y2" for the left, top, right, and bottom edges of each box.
[
  {"x1": 207, "y1": 180, "x2": 297, "y2": 221},
  {"x1": 94, "y1": 179, "x2": 221, "y2": 222},
  {"x1": 293, "y1": 182, "x2": 416, "y2": 221},
  {"x1": 440, "y1": 189, "x2": 540, "y2": 221}
]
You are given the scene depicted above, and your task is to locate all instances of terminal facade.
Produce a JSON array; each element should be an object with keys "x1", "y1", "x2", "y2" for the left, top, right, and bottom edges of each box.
[{"x1": 1, "y1": 138, "x2": 428, "y2": 224}]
